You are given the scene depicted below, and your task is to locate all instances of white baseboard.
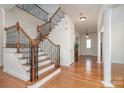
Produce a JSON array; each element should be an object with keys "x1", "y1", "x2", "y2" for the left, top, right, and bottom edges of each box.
[
  {"x1": 28, "y1": 68, "x2": 61, "y2": 88},
  {"x1": 3, "y1": 68, "x2": 29, "y2": 81},
  {"x1": 101, "y1": 81, "x2": 114, "y2": 88},
  {"x1": 112, "y1": 61, "x2": 124, "y2": 64}
]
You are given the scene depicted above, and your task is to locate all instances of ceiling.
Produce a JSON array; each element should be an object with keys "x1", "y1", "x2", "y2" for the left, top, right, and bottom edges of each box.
[
  {"x1": 60, "y1": 4, "x2": 102, "y2": 34},
  {"x1": 0, "y1": 4, "x2": 15, "y2": 10}
]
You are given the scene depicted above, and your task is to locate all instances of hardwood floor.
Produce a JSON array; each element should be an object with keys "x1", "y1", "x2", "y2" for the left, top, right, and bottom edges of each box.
[
  {"x1": 112, "y1": 63, "x2": 124, "y2": 88},
  {"x1": 42, "y1": 56, "x2": 104, "y2": 88},
  {"x1": 0, "y1": 56, "x2": 124, "y2": 88},
  {"x1": 0, "y1": 69, "x2": 26, "y2": 88}
]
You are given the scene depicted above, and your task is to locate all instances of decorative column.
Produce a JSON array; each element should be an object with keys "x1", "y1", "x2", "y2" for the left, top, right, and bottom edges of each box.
[
  {"x1": 97, "y1": 31, "x2": 101, "y2": 63},
  {"x1": 101, "y1": 8, "x2": 113, "y2": 87}
]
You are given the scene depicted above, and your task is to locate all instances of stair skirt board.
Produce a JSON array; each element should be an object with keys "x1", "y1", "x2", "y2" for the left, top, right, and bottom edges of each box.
[
  {"x1": 23, "y1": 59, "x2": 52, "y2": 70},
  {"x1": 3, "y1": 68, "x2": 29, "y2": 81},
  {"x1": 28, "y1": 68, "x2": 61, "y2": 88}
]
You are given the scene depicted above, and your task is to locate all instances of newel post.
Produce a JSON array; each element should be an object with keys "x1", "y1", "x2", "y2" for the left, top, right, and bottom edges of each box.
[
  {"x1": 16, "y1": 22, "x2": 20, "y2": 53},
  {"x1": 30, "y1": 44, "x2": 35, "y2": 82},
  {"x1": 30, "y1": 42, "x2": 39, "y2": 82}
]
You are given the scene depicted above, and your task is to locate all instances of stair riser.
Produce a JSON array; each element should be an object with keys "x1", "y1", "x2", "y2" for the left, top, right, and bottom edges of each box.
[
  {"x1": 22, "y1": 59, "x2": 51, "y2": 70},
  {"x1": 27, "y1": 64, "x2": 55, "y2": 77},
  {"x1": 16, "y1": 51, "x2": 45, "y2": 59},
  {"x1": 38, "y1": 64, "x2": 55, "y2": 75},
  {"x1": 39, "y1": 55, "x2": 48, "y2": 61},
  {"x1": 39, "y1": 60, "x2": 51, "y2": 67}
]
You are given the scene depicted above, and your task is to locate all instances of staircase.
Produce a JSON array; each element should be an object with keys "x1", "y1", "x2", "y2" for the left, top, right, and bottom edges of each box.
[{"x1": 4, "y1": 6, "x2": 65, "y2": 88}]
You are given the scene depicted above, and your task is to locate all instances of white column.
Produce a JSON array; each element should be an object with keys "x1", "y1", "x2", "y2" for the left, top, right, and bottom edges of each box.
[
  {"x1": 97, "y1": 31, "x2": 101, "y2": 63},
  {"x1": 101, "y1": 8, "x2": 113, "y2": 87},
  {"x1": 1, "y1": 8, "x2": 6, "y2": 47}
]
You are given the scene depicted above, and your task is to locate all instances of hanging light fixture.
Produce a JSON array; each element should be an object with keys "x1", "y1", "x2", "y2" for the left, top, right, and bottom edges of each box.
[
  {"x1": 80, "y1": 13, "x2": 86, "y2": 22},
  {"x1": 80, "y1": 17, "x2": 86, "y2": 22},
  {"x1": 86, "y1": 30, "x2": 89, "y2": 38}
]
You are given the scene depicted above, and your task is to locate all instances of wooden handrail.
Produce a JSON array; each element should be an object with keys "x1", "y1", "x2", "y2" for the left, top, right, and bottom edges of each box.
[
  {"x1": 5, "y1": 22, "x2": 37, "y2": 46},
  {"x1": 19, "y1": 26, "x2": 36, "y2": 45},
  {"x1": 39, "y1": 7, "x2": 62, "y2": 30},
  {"x1": 5, "y1": 25, "x2": 16, "y2": 31},
  {"x1": 37, "y1": 25, "x2": 60, "y2": 47},
  {"x1": 50, "y1": 7, "x2": 61, "y2": 21},
  {"x1": 39, "y1": 21, "x2": 50, "y2": 28}
]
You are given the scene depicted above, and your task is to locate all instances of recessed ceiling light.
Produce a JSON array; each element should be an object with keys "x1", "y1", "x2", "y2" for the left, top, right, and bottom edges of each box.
[{"x1": 80, "y1": 17, "x2": 86, "y2": 22}]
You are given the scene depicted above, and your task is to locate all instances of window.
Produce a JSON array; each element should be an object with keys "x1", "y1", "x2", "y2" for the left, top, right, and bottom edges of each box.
[{"x1": 86, "y1": 39, "x2": 91, "y2": 48}]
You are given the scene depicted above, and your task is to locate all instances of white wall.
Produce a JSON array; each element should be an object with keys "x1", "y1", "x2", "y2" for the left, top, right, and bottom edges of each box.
[
  {"x1": 3, "y1": 48, "x2": 29, "y2": 80},
  {"x1": 49, "y1": 15, "x2": 75, "y2": 66},
  {"x1": 5, "y1": 7, "x2": 45, "y2": 39},
  {"x1": 80, "y1": 33, "x2": 98, "y2": 56},
  {"x1": 0, "y1": 9, "x2": 3, "y2": 66},
  {"x1": 111, "y1": 5, "x2": 124, "y2": 64}
]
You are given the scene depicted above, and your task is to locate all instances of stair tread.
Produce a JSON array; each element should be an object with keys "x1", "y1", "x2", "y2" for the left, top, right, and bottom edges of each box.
[
  {"x1": 39, "y1": 58, "x2": 51, "y2": 63},
  {"x1": 26, "y1": 62, "x2": 54, "y2": 72},
  {"x1": 22, "y1": 58, "x2": 51, "y2": 66},
  {"x1": 38, "y1": 68, "x2": 57, "y2": 80},
  {"x1": 38, "y1": 63, "x2": 54, "y2": 71},
  {"x1": 20, "y1": 54, "x2": 47, "y2": 59},
  {"x1": 27, "y1": 68, "x2": 58, "y2": 85}
]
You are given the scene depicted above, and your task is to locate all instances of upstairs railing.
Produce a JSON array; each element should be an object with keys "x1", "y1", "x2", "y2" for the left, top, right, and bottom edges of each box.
[
  {"x1": 16, "y1": 4, "x2": 49, "y2": 22},
  {"x1": 5, "y1": 22, "x2": 38, "y2": 83},
  {"x1": 38, "y1": 7, "x2": 65, "y2": 36},
  {"x1": 37, "y1": 26, "x2": 60, "y2": 68}
]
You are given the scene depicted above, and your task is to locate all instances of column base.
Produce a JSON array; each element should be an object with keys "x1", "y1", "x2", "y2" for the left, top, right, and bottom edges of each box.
[
  {"x1": 101, "y1": 81, "x2": 114, "y2": 88},
  {"x1": 97, "y1": 61, "x2": 102, "y2": 63}
]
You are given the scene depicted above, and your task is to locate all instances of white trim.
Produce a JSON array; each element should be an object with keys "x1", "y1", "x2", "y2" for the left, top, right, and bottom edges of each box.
[
  {"x1": 3, "y1": 68, "x2": 29, "y2": 81},
  {"x1": 112, "y1": 61, "x2": 124, "y2": 64},
  {"x1": 28, "y1": 68, "x2": 61, "y2": 88},
  {"x1": 101, "y1": 81, "x2": 114, "y2": 88}
]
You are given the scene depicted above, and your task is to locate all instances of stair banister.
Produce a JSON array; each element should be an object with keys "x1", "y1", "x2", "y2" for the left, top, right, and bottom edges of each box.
[
  {"x1": 37, "y1": 25, "x2": 60, "y2": 68},
  {"x1": 5, "y1": 22, "x2": 38, "y2": 83}
]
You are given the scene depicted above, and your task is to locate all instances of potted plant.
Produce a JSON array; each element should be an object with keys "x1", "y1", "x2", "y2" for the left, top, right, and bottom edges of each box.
[{"x1": 74, "y1": 42, "x2": 79, "y2": 62}]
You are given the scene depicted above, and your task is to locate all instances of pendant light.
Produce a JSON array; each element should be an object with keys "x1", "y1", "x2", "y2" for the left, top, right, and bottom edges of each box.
[{"x1": 86, "y1": 30, "x2": 89, "y2": 38}]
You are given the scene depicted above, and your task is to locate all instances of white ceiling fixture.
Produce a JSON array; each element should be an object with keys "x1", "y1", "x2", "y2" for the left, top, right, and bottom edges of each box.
[
  {"x1": 80, "y1": 13, "x2": 86, "y2": 22},
  {"x1": 80, "y1": 17, "x2": 86, "y2": 22}
]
